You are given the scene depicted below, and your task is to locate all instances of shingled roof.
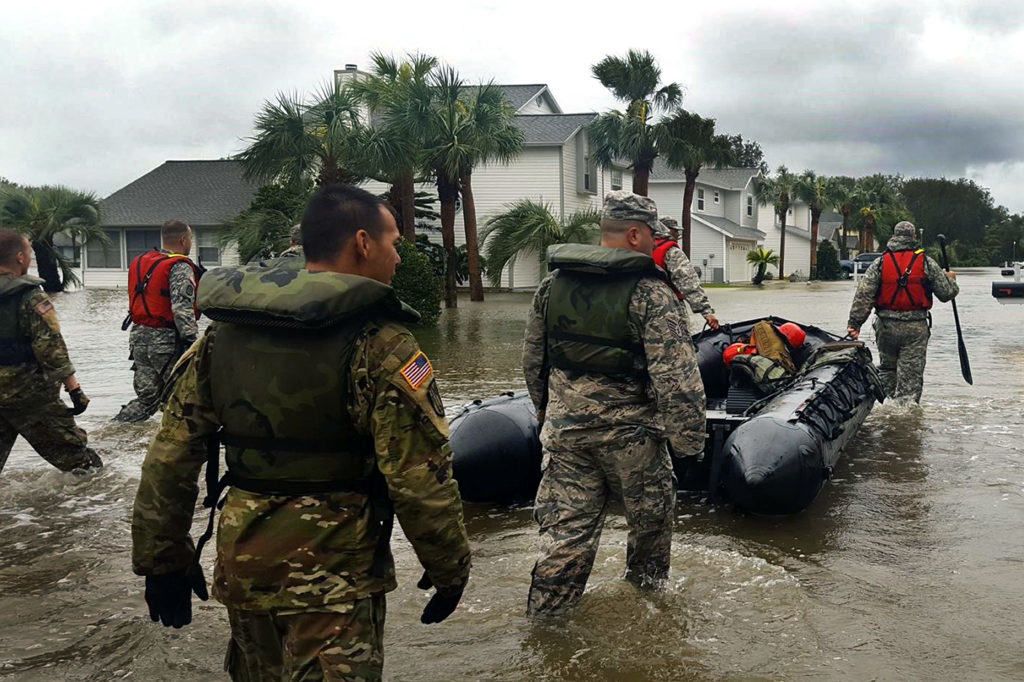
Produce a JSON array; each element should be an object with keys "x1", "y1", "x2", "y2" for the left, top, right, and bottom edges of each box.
[
  {"x1": 493, "y1": 84, "x2": 556, "y2": 112},
  {"x1": 650, "y1": 161, "x2": 760, "y2": 190},
  {"x1": 515, "y1": 113, "x2": 597, "y2": 145},
  {"x1": 693, "y1": 214, "x2": 766, "y2": 241},
  {"x1": 100, "y1": 160, "x2": 258, "y2": 227}
]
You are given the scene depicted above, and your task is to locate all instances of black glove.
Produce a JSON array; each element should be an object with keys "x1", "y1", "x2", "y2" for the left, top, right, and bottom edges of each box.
[
  {"x1": 68, "y1": 387, "x2": 90, "y2": 416},
  {"x1": 144, "y1": 566, "x2": 209, "y2": 629},
  {"x1": 417, "y1": 571, "x2": 465, "y2": 625}
]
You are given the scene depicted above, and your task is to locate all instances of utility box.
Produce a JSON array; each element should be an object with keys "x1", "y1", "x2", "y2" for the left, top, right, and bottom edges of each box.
[{"x1": 713, "y1": 267, "x2": 725, "y2": 284}]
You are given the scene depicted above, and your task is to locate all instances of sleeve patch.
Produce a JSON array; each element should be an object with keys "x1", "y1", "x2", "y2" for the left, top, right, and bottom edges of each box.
[
  {"x1": 399, "y1": 351, "x2": 434, "y2": 390},
  {"x1": 34, "y1": 299, "x2": 54, "y2": 316}
]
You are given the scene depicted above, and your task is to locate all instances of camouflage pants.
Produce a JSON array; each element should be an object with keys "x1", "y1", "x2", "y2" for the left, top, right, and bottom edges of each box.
[
  {"x1": 874, "y1": 317, "x2": 930, "y2": 403},
  {"x1": 225, "y1": 595, "x2": 386, "y2": 682},
  {"x1": 0, "y1": 385, "x2": 102, "y2": 474},
  {"x1": 115, "y1": 340, "x2": 179, "y2": 422},
  {"x1": 527, "y1": 426, "x2": 675, "y2": 617}
]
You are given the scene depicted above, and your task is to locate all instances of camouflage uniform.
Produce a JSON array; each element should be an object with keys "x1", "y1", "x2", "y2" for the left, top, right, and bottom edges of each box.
[
  {"x1": 0, "y1": 274, "x2": 101, "y2": 474},
  {"x1": 115, "y1": 255, "x2": 198, "y2": 422},
  {"x1": 522, "y1": 192, "x2": 706, "y2": 617},
  {"x1": 658, "y1": 217, "x2": 715, "y2": 324},
  {"x1": 132, "y1": 263, "x2": 471, "y2": 681},
  {"x1": 847, "y1": 223, "x2": 959, "y2": 402}
]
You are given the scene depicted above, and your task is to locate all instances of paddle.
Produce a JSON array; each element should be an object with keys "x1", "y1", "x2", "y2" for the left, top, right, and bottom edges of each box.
[{"x1": 937, "y1": 234, "x2": 973, "y2": 385}]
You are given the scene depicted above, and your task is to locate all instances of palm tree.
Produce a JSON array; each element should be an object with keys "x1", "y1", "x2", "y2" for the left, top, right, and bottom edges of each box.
[
  {"x1": 481, "y1": 200, "x2": 600, "y2": 286},
  {"x1": 746, "y1": 247, "x2": 780, "y2": 285},
  {"x1": 588, "y1": 50, "x2": 682, "y2": 196},
  {"x1": 794, "y1": 170, "x2": 829, "y2": 278},
  {"x1": 655, "y1": 110, "x2": 734, "y2": 255},
  {"x1": 0, "y1": 185, "x2": 104, "y2": 292},
  {"x1": 825, "y1": 176, "x2": 856, "y2": 259},
  {"x1": 238, "y1": 81, "x2": 364, "y2": 188},
  {"x1": 853, "y1": 175, "x2": 901, "y2": 252},
  {"x1": 755, "y1": 166, "x2": 798, "y2": 277}
]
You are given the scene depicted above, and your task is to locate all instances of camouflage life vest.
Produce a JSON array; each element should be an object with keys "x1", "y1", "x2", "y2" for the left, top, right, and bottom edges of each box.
[
  {"x1": 197, "y1": 262, "x2": 420, "y2": 495},
  {"x1": 545, "y1": 243, "x2": 663, "y2": 378},
  {"x1": 0, "y1": 275, "x2": 43, "y2": 367}
]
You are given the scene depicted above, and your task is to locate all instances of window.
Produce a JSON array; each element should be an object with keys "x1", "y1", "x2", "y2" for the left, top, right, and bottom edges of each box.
[
  {"x1": 713, "y1": 190, "x2": 720, "y2": 204},
  {"x1": 611, "y1": 168, "x2": 623, "y2": 191},
  {"x1": 576, "y1": 134, "x2": 597, "y2": 194},
  {"x1": 86, "y1": 229, "x2": 123, "y2": 269},
  {"x1": 52, "y1": 232, "x2": 81, "y2": 267},
  {"x1": 196, "y1": 228, "x2": 221, "y2": 266},
  {"x1": 125, "y1": 228, "x2": 162, "y2": 265},
  {"x1": 697, "y1": 188, "x2": 705, "y2": 211},
  {"x1": 746, "y1": 195, "x2": 754, "y2": 217}
]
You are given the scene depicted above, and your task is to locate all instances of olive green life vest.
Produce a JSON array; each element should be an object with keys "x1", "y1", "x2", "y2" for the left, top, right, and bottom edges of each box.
[
  {"x1": 544, "y1": 244, "x2": 663, "y2": 377},
  {"x1": 0, "y1": 275, "x2": 43, "y2": 367},
  {"x1": 198, "y1": 262, "x2": 420, "y2": 495}
]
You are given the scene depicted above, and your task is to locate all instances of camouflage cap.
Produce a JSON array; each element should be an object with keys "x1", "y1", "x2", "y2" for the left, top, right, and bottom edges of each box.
[
  {"x1": 660, "y1": 216, "x2": 679, "y2": 230},
  {"x1": 603, "y1": 191, "x2": 662, "y2": 235},
  {"x1": 893, "y1": 221, "x2": 916, "y2": 239},
  {"x1": 290, "y1": 223, "x2": 303, "y2": 245}
]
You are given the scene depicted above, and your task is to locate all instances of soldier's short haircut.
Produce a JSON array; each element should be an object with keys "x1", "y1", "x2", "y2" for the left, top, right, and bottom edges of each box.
[
  {"x1": 161, "y1": 220, "x2": 191, "y2": 243},
  {"x1": 301, "y1": 184, "x2": 392, "y2": 263},
  {"x1": 0, "y1": 229, "x2": 29, "y2": 266}
]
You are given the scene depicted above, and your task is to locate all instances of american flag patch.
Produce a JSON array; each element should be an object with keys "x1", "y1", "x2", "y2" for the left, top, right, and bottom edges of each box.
[{"x1": 400, "y1": 351, "x2": 433, "y2": 390}]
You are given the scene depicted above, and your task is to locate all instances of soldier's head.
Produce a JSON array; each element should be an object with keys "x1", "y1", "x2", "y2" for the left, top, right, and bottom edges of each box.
[
  {"x1": 660, "y1": 216, "x2": 680, "y2": 242},
  {"x1": 0, "y1": 229, "x2": 32, "y2": 276},
  {"x1": 161, "y1": 220, "x2": 193, "y2": 256},
  {"x1": 600, "y1": 190, "x2": 660, "y2": 256},
  {"x1": 893, "y1": 221, "x2": 917, "y2": 240},
  {"x1": 301, "y1": 183, "x2": 401, "y2": 285}
]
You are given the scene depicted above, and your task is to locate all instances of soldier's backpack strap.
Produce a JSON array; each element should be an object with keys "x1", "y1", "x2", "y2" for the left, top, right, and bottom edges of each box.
[{"x1": 192, "y1": 429, "x2": 229, "y2": 571}]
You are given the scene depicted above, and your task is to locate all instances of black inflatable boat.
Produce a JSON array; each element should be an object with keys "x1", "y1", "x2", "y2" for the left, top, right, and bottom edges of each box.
[{"x1": 449, "y1": 317, "x2": 884, "y2": 515}]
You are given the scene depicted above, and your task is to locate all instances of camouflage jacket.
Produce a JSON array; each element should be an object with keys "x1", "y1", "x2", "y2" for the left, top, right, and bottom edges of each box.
[
  {"x1": 0, "y1": 274, "x2": 75, "y2": 407},
  {"x1": 664, "y1": 246, "x2": 715, "y2": 318},
  {"x1": 130, "y1": 255, "x2": 198, "y2": 351},
  {"x1": 132, "y1": 304, "x2": 471, "y2": 611},
  {"x1": 847, "y1": 234, "x2": 960, "y2": 328},
  {"x1": 523, "y1": 273, "x2": 706, "y2": 456}
]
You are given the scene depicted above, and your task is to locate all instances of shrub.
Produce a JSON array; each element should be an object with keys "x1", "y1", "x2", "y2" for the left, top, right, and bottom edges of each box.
[
  {"x1": 393, "y1": 239, "x2": 442, "y2": 326},
  {"x1": 816, "y1": 240, "x2": 843, "y2": 280}
]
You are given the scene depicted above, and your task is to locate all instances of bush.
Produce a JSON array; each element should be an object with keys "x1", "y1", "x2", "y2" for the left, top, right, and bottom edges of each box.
[
  {"x1": 816, "y1": 240, "x2": 843, "y2": 280},
  {"x1": 393, "y1": 239, "x2": 442, "y2": 326}
]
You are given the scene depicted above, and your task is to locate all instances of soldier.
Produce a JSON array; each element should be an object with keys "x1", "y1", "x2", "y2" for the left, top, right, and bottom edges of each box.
[
  {"x1": 847, "y1": 220, "x2": 959, "y2": 403},
  {"x1": 278, "y1": 223, "x2": 304, "y2": 258},
  {"x1": 652, "y1": 216, "x2": 721, "y2": 330},
  {"x1": 114, "y1": 219, "x2": 201, "y2": 423},
  {"x1": 523, "y1": 191, "x2": 706, "y2": 617},
  {"x1": 0, "y1": 229, "x2": 100, "y2": 475},
  {"x1": 132, "y1": 184, "x2": 471, "y2": 680}
]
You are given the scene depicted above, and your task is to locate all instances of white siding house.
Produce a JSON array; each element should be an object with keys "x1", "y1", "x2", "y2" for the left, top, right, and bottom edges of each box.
[{"x1": 757, "y1": 204, "x2": 813, "y2": 279}]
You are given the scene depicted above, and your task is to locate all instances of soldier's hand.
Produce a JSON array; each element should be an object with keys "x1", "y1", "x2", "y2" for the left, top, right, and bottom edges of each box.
[
  {"x1": 705, "y1": 314, "x2": 721, "y2": 330},
  {"x1": 68, "y1": 387, "x2": 90, "y2": 416},
  {"x1": 417, "y1": 571, "x2": 465, "y2": 625},
  {"x1": 144, "y1": 566, "x2": 209, "y2": 629},
  {"x1": 847, "y1": 327, "x2": 860, "y2": 340},
  {"x1": 946, "y1": 270, "x2": 958, "y2": 281}
]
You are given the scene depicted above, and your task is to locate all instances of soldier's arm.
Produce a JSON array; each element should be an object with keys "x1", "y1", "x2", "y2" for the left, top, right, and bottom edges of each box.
[
  {"x1": 846, "y1": 260, "x2": 882, "y2": 329},
  {"x1": 925, "y1": 257, "x2": 959, "y2": 302},
  {"x1": 522, "y1": 275, "x2": 553, "y2": 414},
  {"x1": 635, "y1": 280, "x2": 706, "y2": 456},
  {"x1": 168, "y1": 261, "x2": 198, "y2": 342},
  {"x1": 666, "y1": 247, "x2": 714, "y2": 316},
  {"x1": 22, "y1": 291, "x2": 75, "y2": 383},
  {"x1": 132, "y1": 330, "x2": 219, "y2": 576},
  {"x1": 353, "y1": 325, "x2": 471, "y2": 592}
]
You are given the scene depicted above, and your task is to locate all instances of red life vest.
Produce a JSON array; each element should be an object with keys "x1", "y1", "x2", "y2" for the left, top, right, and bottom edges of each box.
[
  {"x1": 126, "y1": 250, "x2": 201, "y2": 328},
  {"x1": 652, "y1": 237, "x2": 677, "y2": 268},
  {"x1": 876, "y1": 248, "x2": 932, "y2": 311}
]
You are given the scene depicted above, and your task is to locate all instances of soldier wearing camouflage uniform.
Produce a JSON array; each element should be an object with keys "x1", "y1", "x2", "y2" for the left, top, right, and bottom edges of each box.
[
  {"x1": 132, "y1": 185, "x2": 470, "y2": 681},
  {"x1": 0, "y1": 230, "x2": 99, "y2": 475},
  {"x1": 847, "y1": 221, "x2": 959, "y2": 403},
  {"x1": 654, "y1": 216, "x2": 720, "y2": 330},
  {"x1": 523, "y1": 191, "x2": 706, "y2": 617},
  {"x1": 278, "y1": 223, "x2": 304, "y2": 258},
  {"x1": 114, "y1": 220, "x2": 200, "y2": 423}
]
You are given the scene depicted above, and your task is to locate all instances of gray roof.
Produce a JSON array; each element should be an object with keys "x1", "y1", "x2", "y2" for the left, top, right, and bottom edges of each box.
[
  {"x1": 100, "y1": 160, "x2": 259, "y2": 227},
  {"x1": 493, "y1": 84, "x2": 553, "y2": 112},
  {"x1": 650, "y1": 161, "x2": 759, "y2": 190},
  {"x1": 515, "y1": 113, "x2": 597, "y2": 145},
  {"x1": 818, "y1": 221, "x2": 844, "y2": 240},
  {"x1": 693, "y1": 214, "x2": 765, "y2": 241}
]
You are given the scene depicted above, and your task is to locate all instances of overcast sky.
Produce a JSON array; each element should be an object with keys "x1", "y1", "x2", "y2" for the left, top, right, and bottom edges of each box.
[{"x1": 3, "y1": 0, "x2": 1023, "y2": 211}]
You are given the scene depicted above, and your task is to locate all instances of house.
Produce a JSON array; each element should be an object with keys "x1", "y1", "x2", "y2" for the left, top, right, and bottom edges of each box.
[
  {"x1": 648, "y1": 163, "x2": 766, "y2": 283},
  {"x1": 84, "y1": 160, "x2": 256, "y2": 288}
]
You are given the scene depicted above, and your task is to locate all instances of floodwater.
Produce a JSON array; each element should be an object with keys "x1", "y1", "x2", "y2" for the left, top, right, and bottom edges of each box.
[{"x1": 1, "y1": 270, "x2": 1021, "y2": 681}]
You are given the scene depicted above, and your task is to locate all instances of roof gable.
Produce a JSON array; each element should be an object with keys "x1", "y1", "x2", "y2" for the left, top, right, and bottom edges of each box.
[
  {"x1": 650, "y1": 161, "x2": 760, "y2": 190},
  {"x1": 515, "y1": 113, "x2": 596, "y2": 145},
  {"x1": 492, "y1": 84, "x2": 562, "y2": 113}
]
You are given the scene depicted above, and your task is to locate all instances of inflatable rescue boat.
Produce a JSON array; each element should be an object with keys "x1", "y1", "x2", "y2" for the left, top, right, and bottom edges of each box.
[{"x1": 449, "y1": 317, "x2": 884, "y2": 515}]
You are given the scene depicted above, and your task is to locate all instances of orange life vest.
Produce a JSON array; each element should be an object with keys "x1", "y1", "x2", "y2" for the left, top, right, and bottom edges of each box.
[
  {"x1": 126, "y1": 250, "x2": 201, "y2": 328},
  {"x1": 652, "y1": 237, "x2": 677, "y2": 269},
  {"x1": 876, "y1": 249, "x2": 932, "y2": 311}
]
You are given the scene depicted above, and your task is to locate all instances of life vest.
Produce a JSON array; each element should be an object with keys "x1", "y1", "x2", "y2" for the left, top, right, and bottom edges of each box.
[
  {"x1": 652, "y1": 237, "x2": 677, "y2": 269},
  {"x1": 0, "y1": 275, "x2": 43, "y2": 367},
  {"x1": 544, "y1": 243, "x2": 663, "y2": 378},
  {"x1": 877, "y1": 249, "x2": 932, "y2": 311},
  {"x1": 126, "y1": 250, "x2": 202, "y2": 329}
]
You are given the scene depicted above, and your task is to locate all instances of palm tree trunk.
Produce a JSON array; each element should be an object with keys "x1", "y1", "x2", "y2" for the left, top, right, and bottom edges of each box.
[
  {"x1": 437, "y1": 176, "x2": 459, "y2": 309},
  {"x1": 778, "y1": 214, "x2": 787, "y2": 278},
  {"x1": 840, "y1": 210, "x2": 850, "y2": 259},
  {"x1": 398, "y1": 171, "x2": 416, "y2": 241},
  {"x1": 810, "y1": 207, "x2": 821, "y2": 279},
  {"x1": 682, "y1": 170, "x2": 698, "y2": 257},
  {"x1": 865, "y1": 218, "x2": 875, "y2": 252},
  {"x1": 460, "y1": 172, "x2": 485, "y2": 302},
  {"x1": 633, "y1": 166, "x2": 650, "y2": 196},
  {"x1": 32, "y1": 239, "x2": 63, "y2": 293}
]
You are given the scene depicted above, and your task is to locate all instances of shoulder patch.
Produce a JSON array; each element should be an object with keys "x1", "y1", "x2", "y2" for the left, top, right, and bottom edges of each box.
[
  {"x1": 34, "y1": 299, "x2": 54, "y2": 316},
  {"x1": 399, "y1": 351, "x2": 434, "y2": 390}
]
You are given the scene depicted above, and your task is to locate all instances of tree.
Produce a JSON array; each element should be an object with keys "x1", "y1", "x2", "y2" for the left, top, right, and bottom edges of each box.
[
  {"x1": 724, "y1": 134, "x2": 769, "y2": 175},
  {"x1": 984, "y1": 214, "x2": 1024, "y2": 264},
  {"x1": 815, "y1": 240, "x2": 842, "y2": 280},
  {"x1": 238, "y1": 81, "x2": 364, "y2": 188},
  {"x1": 392, "y1": 239, "x2": 442, "y2": 325},
  {"x1": 0, "y1": 185, "x2": 104, "y2": 292},
  {"x1": 901, "y1": 177, "x2": 1002, "y2": 248},
  {"x1": 746, "y1": 247, "x2": 779, "y2": 285},
  {"x1": 794, "y1": 170, "x2": 829, "y2": 277},
  {"x1": 755, "y1": 166, "x2": 798, "y2": 276},
  {"x1": 825, "y1": 176, "x2": 857, "y2": 259},
  {"x1": 219, "y1": 182, "x2": 313, "y2": 263},
  {"x1": 655, "y1": 111, "x2": 734, "y2": 256},
  {"x1": 588, "y1": 50, "x2": 682, "y2": 195},
  {"x1": 481, "y1": 200, "x2": 600, "y2": 286},
  {"x1": 853, "y1": 174, "x2": 904, "y2": 251}
]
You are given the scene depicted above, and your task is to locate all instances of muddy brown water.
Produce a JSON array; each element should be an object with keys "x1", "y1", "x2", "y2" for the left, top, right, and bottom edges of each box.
[{"x1": 1, "y1": 270, "x2": 1021, "y2": 681}]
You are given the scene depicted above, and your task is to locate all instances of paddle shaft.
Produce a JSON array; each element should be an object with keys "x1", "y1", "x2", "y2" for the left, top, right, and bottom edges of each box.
[{"x1": 937, "y1": 235, "x2": 973, "y2": 385}]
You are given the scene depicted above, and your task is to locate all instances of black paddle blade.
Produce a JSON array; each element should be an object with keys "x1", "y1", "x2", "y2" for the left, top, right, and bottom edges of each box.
[{"x1": 958, "y1": 334, "x2": 973, "y2": 384}]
